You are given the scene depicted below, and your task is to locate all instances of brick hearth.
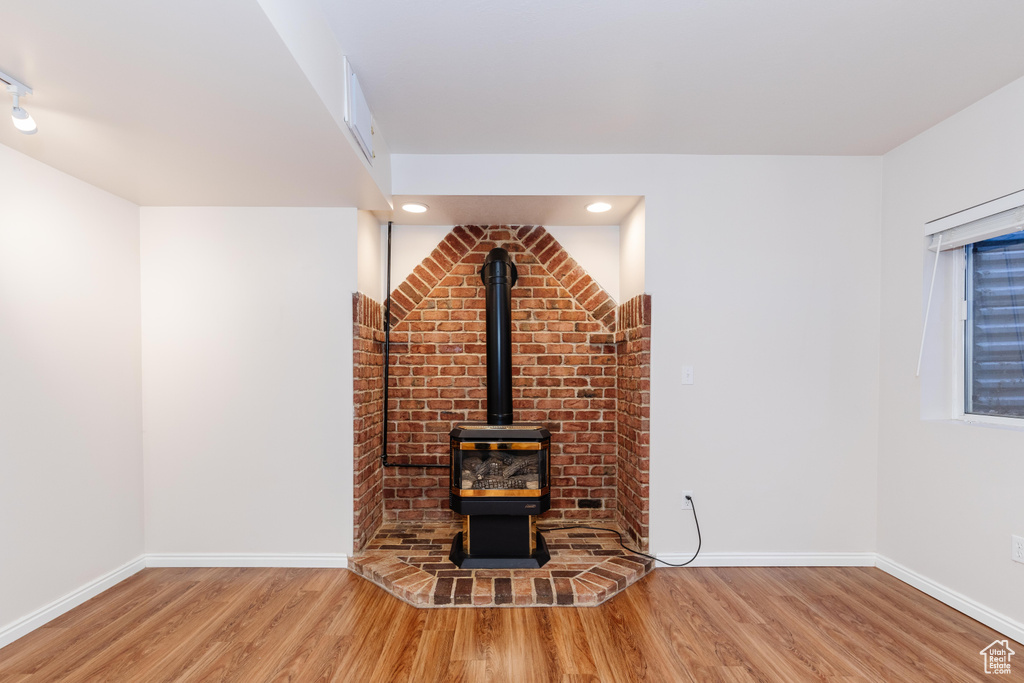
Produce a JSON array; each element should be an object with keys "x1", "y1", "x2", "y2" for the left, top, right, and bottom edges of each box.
[{"x1": 350, "y1": 522, "x2": 653, "y2": 607}]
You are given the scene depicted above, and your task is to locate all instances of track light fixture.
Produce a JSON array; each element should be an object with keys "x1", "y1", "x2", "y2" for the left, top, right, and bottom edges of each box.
[{"x1": 0, "y1": 69, "x2": 37, "y2": 135}]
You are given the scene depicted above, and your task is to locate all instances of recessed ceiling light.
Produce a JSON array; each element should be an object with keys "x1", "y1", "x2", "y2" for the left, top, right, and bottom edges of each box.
[
  {"x1": 402, "y1": 202, "x2": 428, "y2": 213},
  {"x1": 586, "y1": 202, "x2": 611, "y2": 213}
]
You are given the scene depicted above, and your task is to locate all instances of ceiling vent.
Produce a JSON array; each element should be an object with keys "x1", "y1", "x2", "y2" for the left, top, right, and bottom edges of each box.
[{"x1": 343, "y1": 57, "x2": 374, "y2": 164}]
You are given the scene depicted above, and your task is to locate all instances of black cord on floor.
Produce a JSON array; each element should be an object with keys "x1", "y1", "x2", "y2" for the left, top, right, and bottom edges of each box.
[{"x1": 541, "y1": 495, "x2": 701, "y2": 567}]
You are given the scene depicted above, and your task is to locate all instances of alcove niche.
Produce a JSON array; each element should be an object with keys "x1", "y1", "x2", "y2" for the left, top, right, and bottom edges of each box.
[{"x1": 352, "y1": 196, "x2": 648, "y2": 553}]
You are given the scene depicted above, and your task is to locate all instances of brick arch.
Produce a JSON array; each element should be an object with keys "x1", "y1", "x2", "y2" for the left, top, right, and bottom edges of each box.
[
  {"x1": 386, "y1": 225, "x2": 485, "y2": 326},
  {"x1": 515, "y1": 226, "x2": 617, "y2": 330},
  {"x1": 388, "y1": 225, "x2": 617, "y2": 331}
]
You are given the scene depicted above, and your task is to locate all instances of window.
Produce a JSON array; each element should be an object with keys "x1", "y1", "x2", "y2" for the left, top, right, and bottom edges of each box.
[
  {"x1": 923, "y1": 190, "x2": 1024, "y2": 425},
  {"x1": 965, "y1": 230, "x2": 1024, "y2": 419}
]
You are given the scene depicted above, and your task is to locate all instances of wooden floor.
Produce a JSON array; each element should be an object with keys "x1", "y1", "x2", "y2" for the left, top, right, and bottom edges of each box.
[{"x1": 0, "y1": 566, "x2": 1018, "y2": 682}]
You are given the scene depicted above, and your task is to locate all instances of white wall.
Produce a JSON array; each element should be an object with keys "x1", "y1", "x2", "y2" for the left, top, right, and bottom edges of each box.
[
  {"x1": 0, "y1": 144, "x2": 143, "y2": 635},
  {"x1": 357, "y1": 210, "x2": 382, "y2": 301},
  {"x1": 393, "y1": 154, "x2": 882, "y2": 559},
  {"x1": 880, "y1": 75, "x2": 1024, "y2": 630},
  {"x1": 619, "y1": 198, "x2": 646, "y2": 302},
  {"x1": 383, "y1": 225, "x2": 452, "y2": 297},
  {"x1": 141, "y1": 207, "x2": 357, "y2": 557},
  {"x1": 545, "y1": 226, "x2": 619, "y2": 302}
]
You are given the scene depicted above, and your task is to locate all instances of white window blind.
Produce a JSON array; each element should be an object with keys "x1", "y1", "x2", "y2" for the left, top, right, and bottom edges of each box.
[{"x1": 928, "y1": 204, "x2": 1024, "y2": 251}]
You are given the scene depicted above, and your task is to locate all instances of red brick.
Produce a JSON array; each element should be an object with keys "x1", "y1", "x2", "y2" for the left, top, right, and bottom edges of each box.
[
  {"x1": 374, "y1": 229, "x2": 650, "y2": 530},
  {"x1": 519, "y1": 226, "x2": 547, "y2": 250}
]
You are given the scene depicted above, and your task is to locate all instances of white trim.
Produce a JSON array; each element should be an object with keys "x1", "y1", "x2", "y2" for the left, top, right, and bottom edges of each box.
[
  {"x1": 876, "y1": 555, "x2": 1024, "y2": 645},
  {"x1": 958, "y1": 413, "x2": 1024, "y2": 430},
  {"x1": 0, "y1": 555, "x2": 146, "y2": 649},
  {"x1": 952, "y1": 247, "x2": 967, "y2": 420},
  {"x1": 917, "y1": 232, "x2": 944, "y2": 376},
  {"x1": 925, "y1": 187, "x2": 1024, "y2": 236},
  {"x1": 657, "y1": 551, "x2": 1024, "y2": 642},
  {"x1": 144, "y1": 553, "x2": 349, "y2": 568},
  {"x1": 654, "y1": 552, "x2": 876, "y2": 567}
]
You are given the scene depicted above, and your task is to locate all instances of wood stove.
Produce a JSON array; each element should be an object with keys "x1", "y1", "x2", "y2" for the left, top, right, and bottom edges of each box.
[{"x1": 449, "y1": 247, "x2": 551, "y2": 568}]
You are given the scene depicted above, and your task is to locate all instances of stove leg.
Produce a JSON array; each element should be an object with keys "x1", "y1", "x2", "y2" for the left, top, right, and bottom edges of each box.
[{"x1": 449, "y1": 515, "x2": 550, "y2": 568}]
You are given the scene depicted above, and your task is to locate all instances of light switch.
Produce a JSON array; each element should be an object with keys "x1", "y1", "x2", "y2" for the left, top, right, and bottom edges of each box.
[{"x1": 681, "y1": 366, "x2": 694, "y2": 385}]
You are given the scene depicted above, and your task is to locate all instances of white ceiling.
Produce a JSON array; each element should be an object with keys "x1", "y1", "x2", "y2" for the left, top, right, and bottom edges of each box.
[
  {"x1": 5, "y1": 1, "x2": 1024, "y2": 207},
  {"x1": 0, "y1": 0, "x2": 387, "y2": 207},
  {"x1": 321, "y1": 0, "x2": 1024, "y2": 155},
  {"x1": 379, "y1": 195, "x2": 641, "y2": 226}
]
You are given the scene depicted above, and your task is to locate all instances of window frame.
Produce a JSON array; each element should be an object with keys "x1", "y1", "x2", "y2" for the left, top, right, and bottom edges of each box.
[{"x1": 953, "y1": 237, "x2": 1024, "y2": 427}]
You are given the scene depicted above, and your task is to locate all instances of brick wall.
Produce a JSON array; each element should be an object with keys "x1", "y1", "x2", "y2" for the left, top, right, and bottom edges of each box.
[
  {"x1": 384, "y1": 225, "x2": 621, "y2": 523},
  {"x1": 616, "y1": 294, "x2": 652, "y2": 550},
  {"x1": 355, "y1": 225, "x2": 651, "y2": 543},
  {"x1": 353, "y1": 293, "x2": 385, "y2": 551}
]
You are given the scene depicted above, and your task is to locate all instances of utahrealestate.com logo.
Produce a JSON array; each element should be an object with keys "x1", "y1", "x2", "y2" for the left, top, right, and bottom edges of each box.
[{"x1": 980, "y1": 640, "x2": 1015, "y2": 675}]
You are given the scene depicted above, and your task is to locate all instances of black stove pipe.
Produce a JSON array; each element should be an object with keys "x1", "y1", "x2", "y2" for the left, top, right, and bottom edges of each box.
[{"x1": 480, "y1": 248, "x2": 518, "y2": 425}]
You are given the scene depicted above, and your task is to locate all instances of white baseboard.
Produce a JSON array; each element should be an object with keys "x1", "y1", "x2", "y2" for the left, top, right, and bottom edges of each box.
[
  {"x1": 654, "y1": 551, "x2": 877, "y2": 567},
  {"x1": 145, "y1": 553, "x2": 349, "y2": 569},
  {"x1": 655, "y1": 551, "x2": 1022, "y2": 643},
  {"x1": 875, "y1": 555, "x2": 1024, "y2": 645},
  {"x1": 0, "y1": 553, "x2": 349, "y2": 650},
  {"x1": 0, "y1": 555, "x2": 146, "y2": 650}
]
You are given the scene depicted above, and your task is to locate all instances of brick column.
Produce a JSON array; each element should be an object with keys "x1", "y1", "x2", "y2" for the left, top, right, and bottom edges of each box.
[
  {"x1": 353, "y1": 292, "x2": 385, "y2": 551},
  {"x1": 616, "y1": 294, "x2": 651, "y2": 551}
]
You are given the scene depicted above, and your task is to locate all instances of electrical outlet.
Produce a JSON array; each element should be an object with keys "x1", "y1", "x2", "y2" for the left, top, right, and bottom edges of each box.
[
  {"x1": 1013, "y1": 535, "x2": 1024, "y2": 564},
  {"x1": 681, "y1": 490, "x2": 693, "y2": 510},
  {"x1": 681, "y1": 366, "x2": 694, "y2": 385}
]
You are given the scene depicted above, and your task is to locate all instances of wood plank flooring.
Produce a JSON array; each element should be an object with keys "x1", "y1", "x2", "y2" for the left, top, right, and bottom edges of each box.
[{"x1": 0, "y1": 566, "x2": 1018, "y2": 682}]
